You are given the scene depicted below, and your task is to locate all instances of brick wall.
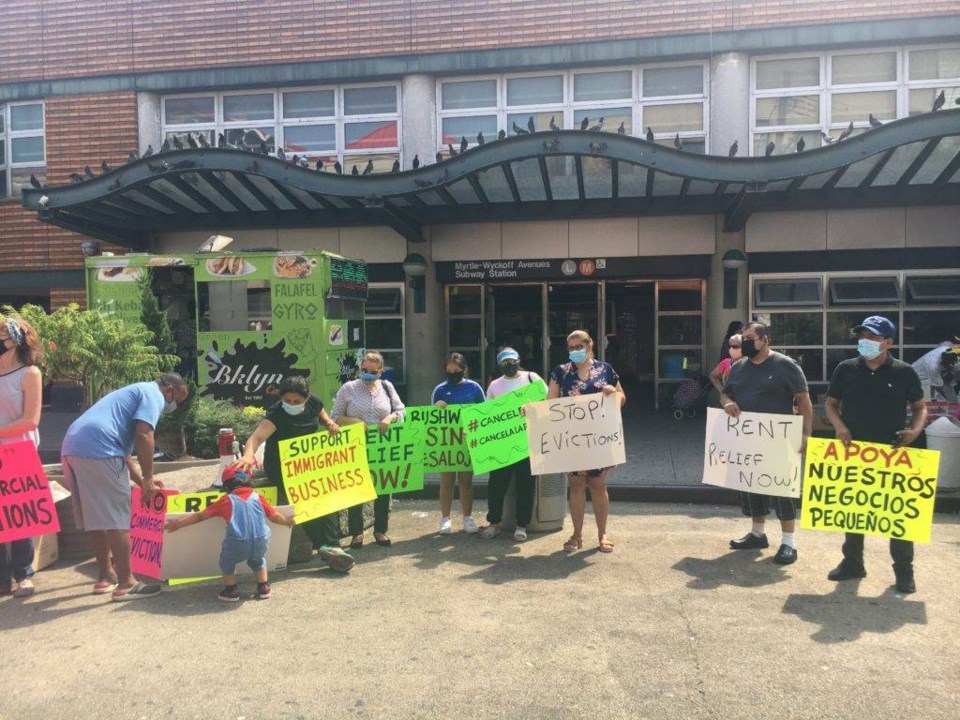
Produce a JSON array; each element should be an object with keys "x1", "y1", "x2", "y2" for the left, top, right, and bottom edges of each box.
[
  {"x1": 1, "y1": 0, "x2": 957, "y2": 82},
  {"x1": 50, "y1": 288, "x2": 86, "y2": 310},
  {"x1": 0, "y1": 92, "x2": 137, "y2": 275}
]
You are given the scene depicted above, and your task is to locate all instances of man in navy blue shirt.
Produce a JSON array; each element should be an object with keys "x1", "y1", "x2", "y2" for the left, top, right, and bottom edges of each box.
[{"x1": 824, "y1": 316, "x2": 927, "y2": 594}]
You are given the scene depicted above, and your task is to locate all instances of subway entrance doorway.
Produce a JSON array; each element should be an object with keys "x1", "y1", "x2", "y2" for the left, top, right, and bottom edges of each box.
[{"x1": 445, "y1": 279, "x2": 705, "y2": 410}]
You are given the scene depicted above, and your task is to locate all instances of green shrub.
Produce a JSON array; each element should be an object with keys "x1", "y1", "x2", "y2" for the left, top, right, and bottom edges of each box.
[{"x1": 184, "y1": 396, "x2": 265, "y2": 459}]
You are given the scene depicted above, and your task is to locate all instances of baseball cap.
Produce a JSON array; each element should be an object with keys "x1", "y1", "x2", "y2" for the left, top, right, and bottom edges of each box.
[
  {"x1": 496, "y1": 348, "x2": 520, "y2": 364},
  {"x1": 852, "y1": 315, "x2": 896, "y2": 338}
]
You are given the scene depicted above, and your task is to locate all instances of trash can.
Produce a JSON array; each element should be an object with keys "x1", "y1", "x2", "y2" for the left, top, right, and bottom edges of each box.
[
  {"x1": 500, "y1": 472, "x2": 567, "y2": 532},
  {"x1": 927, "y1": 416, "x2": 960, "y2": 491}
]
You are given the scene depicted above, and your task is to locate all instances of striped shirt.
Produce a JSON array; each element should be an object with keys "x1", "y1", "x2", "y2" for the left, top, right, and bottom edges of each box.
[{"x1": 331, "y1": 379, "x2": 405, "y2": 424}]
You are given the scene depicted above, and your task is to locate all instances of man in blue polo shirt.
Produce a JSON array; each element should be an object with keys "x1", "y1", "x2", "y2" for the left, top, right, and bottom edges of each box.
[
  {"x1": 824, "y1": 316, "x2": 927, "y2": 594},
  {"x1": 62, "y1": 373, "x2": 190, "y2": 601}
]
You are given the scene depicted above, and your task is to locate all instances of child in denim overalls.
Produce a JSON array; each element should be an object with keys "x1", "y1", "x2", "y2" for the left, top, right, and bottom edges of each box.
[{"x1": 165, "y1": 467, "x2": 293, "y2": 601}]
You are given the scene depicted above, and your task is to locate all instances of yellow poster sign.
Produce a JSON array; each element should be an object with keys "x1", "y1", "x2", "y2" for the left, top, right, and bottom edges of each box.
[
  {"x1": 278, "y1": 424, "x2": 375, "y2": 523},
  {"x1": 801, "y1": 438, "x2": 940, "y2": 543}
]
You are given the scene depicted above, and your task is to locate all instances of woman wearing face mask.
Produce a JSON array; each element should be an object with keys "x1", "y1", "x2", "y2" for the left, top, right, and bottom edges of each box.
[
  {"x1": 431, "y1": 353, "x2": 485, "y2": 535},
  {"x1": 234, "y1": 375, "x2": 355, "y2": 572},
  {"x1": 709, "y1": 333, "x2": 743, "y2": 396},
  {"x1": 481, "y1": 347, "x2": 547, "y2": 542},
  {"x1": 0, "y1": 316, "x2": 43, "y2": 598},
  {"x1": 547, "y1": 330, "x2": 625, "y2": 553},
  {"x1": 332, "y1": 351, "x2": 405, "y2": 548}
]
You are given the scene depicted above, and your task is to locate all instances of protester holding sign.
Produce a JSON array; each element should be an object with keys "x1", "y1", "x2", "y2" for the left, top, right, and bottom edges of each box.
[
  {"x1": 480, "y1": 348, "x2": 547, "y2": 542},
  {"x1": 720, "y1": 322, "x2": 811, "y2": 565},
  {"x1": 165, "y1": 467, "x2": 294, "y2": 601},
  {"x1": 823, "y1": 315, "x2": 927, "y2": 593},
  {"x1": 234, "y1": 375, "x2": 354, "y2": 573},
  {"x1": 547, "y1": 331, "x2": 625, "y2": 553},
  {"x1": 61, "y1": 373, "x2": 190, "y2": 600},
  {"x1": 0, "y1": 316, "x2": 43, "y2": 598},
  {"x1": 431, "y1": 353, "x2": 485, "y2": 535},
  {"x1": 332, "y1": 351, "x2": 404, "y2": 548}
]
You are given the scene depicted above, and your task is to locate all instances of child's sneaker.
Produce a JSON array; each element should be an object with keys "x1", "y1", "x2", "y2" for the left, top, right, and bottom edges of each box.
[
  {"x1": 256, "y1": 582, "x2": 271, "y2": 599},
  {"x1": 438, "y1": 517, "x2": 452, "y2": 534},
  {"x1": 462, "y1": 516, "x2": 478, "y2": 534},
  {"x1": 218, "y1": 584, "x2": 241, "y2": 602}
]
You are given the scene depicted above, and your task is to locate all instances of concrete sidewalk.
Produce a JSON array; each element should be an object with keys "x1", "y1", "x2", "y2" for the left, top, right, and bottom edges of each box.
[{"x1": 2, "y1": 500, "x2": 958, "y2": 720}]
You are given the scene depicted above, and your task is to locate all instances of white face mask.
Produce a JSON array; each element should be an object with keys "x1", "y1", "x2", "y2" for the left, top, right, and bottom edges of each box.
[
  {"x1": 857, "y1": 338, "x2": 884, "y2": 360},
  {"x1": 282, "y1": 401, "x2": 306, "y2": 415}
]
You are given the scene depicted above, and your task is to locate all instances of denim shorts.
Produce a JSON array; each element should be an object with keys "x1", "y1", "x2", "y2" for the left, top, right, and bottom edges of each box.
[{"x1": 219, "y1": 535, "x2": 269, "y2": 575}]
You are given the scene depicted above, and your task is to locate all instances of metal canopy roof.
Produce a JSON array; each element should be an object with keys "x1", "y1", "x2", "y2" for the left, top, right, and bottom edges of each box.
[{"x1": 21, "y1": 110, "x2": 960, "y2": 250}]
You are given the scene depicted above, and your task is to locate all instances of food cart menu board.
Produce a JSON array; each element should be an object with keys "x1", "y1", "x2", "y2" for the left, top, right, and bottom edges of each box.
[{"x1": 329, "y1": 257, "x2": 369, "y2": 301}]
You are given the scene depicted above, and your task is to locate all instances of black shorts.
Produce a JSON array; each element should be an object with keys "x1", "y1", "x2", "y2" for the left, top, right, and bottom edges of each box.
[{"x1": 739, "y1": 491, "x2": 797, "y2": 521}]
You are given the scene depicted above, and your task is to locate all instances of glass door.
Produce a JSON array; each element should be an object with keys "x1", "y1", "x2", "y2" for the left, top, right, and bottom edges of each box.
[
  {"x1": 656, "y1": 279, "x2": 706, "y2": 409},
  {"x1": 547, "y1": 282, "x2": 601, "y2": 372},
  {"x1": 446, "y1": 284, "x2": 485, "y2": 382},
  {"x1": 487, "y1": 284, "x2": 546, "y2": 380}
]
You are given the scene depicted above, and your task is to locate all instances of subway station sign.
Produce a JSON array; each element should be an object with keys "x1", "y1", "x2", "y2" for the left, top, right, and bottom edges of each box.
[{"x1": 435, "y1": 256, "x2": 710, "y2": 282}]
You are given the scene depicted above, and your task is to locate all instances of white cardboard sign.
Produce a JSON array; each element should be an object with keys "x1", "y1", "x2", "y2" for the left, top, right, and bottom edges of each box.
[
  {"x1": 701, "y1": 408, "x2": 803, "y2": 498},
  {"x1": 527, "y1": 394, "x2": 625, "y2": 475},
  {"x1": 160, "y1": 505, "x2": 294, "y2": 580}
]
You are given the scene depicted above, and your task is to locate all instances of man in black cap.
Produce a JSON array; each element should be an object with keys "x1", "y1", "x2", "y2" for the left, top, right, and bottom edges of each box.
[{"x1": 823, "y1": 315, "x2": 927, "y2": 593}]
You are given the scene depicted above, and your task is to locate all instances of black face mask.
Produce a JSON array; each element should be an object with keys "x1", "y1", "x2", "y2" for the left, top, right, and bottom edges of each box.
[
  {"x1": 741, "y1": 339, "x2": 761, "y2": 358},
  {"x1": 0, "y1": 343, "x2": 13, "y2": 358},
  {"x1": 502, "y1": 363, "x2": 519, "y2": 377},
  {"x1": 446, "y1": 371, "x2": 464, "y2": 384}
]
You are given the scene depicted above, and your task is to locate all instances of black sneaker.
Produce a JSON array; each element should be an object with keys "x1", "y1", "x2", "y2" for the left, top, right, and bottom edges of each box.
[
  {"x1": 893, "y1": 564, "x2": 916, "y2": 594},
  {"x1": 729, "y1": 533, "x2": 769, "y2": 550},
  {"x1": 218, "y1": 585, "x2": 241, "y2": 603},
  {"x1": 256, "y1": 582, "x2": 271, "y2": 599},
  {"x1": 773, "y1": 544, "x2": 798, "y2": 565},
  {"x1": 827, "y1": 560, "x2": 866, "y2": 581}
]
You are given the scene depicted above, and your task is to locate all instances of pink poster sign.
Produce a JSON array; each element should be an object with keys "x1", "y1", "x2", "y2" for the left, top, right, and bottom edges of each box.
[
  {"x1": 0, "y1": 440, "x2": 60, "y2": 543},
  {"x1": 130, "y1": 487, "x2": 174, "y2": 580}
]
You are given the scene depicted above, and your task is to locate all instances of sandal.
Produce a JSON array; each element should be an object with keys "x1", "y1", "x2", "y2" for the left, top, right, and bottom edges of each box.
[
  {"x1": 93, "y1": 579, "x2": 119, "y2": 595},
  {"x1": 350, "y1": 535, "x2": 364, "y2": 549},
  {"x1": 563, "y1": 535, "x2": 583, "y2": 552},
  {"x1": 513, "y1": 528, "x2": 528, "y2": 542},
  {"x1": 481, "y1": 525, "x2": 500, "y2": 540},
  {"x1": 373, "y1": 533, "x2": 392, "y2": 547},
  {"x1": 110, "y1": 581, "x2": 162, "y2": 602},
  {"x1": 599, "y1": 537, "x2": 615, "y2": 553}
]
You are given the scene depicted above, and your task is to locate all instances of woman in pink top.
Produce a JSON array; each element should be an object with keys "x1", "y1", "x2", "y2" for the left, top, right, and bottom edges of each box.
[
  {"x1": 709, "y1": 333, "x2": 743, "y2": 396},
  {"x1": 0, "y1": 316, "x2": 43, "y2": 598}
]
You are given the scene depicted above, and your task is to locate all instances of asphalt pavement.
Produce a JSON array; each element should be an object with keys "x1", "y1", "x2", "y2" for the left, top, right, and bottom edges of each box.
[{"x1": 2, "y1": 499, "x2": 958, "y2": 720}]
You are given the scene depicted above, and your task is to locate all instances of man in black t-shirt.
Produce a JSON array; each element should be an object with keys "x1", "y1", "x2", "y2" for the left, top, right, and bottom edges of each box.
[
  {"x1": 824, "y1": 315, "x2": 927, "y2": 594},
  {"x1": 720, "y1": 322, "x2": 812, "y2": 566}
]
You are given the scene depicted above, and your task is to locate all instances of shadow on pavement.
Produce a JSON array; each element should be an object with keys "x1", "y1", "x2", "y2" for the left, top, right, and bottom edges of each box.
[
  {"x1": 672, "y1": 550, "x2": 793, "y2": 589},
  {"x1": 782, "y1": 581, "x2": 927, "y2": 643}
]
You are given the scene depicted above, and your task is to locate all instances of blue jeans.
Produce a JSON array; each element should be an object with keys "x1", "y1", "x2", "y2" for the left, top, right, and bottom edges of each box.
[
  {"x1": 218, "y1": 535, "x2": 269, "y2": 575},
  {"x1": 0, "y1": 539, "x2": 35, "y2": 587}
]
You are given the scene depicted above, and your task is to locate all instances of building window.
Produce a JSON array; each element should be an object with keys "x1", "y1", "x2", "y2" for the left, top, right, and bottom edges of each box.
[
  {"x1": 437, "y1": 64, "x2": 709, "y2": 156},
  {"x1": 162, "y1": 84, "x2": 401, "y2": 174},
  {"x1": 752, "y1": 271, "x2": 960, "y2": 382},
  {"x1": 365, "y1": 284, "x2": 406, "y2": 385},
  {"x1": 0, "y1": 102, "x2": 46, "y2": 200},
  {"x1": 750, "y1": 44, "x2": 960, "y2": 155}
]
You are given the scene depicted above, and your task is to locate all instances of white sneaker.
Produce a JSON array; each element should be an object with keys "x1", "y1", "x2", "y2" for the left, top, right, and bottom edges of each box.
[
  {"x1": 438, "y1": 517, "x2": 452, "y2": 534},
  {"x1": 462, "y1": 516, "x2": 478, "y2": 534}
]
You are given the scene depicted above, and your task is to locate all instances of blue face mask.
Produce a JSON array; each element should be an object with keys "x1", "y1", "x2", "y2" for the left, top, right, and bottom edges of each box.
[
  {"x1": 360, "y1": 370, "x2": 379, "y2": 383},
  {"x1": 857, "y1": 338, "x2": 883, "y2": 360},
  {"x1": 569, "y1": 349, "x2": 588, "y2": 365},
  {"x1": 282, "y1": 401, "x2": 306, "y2": 415}
]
